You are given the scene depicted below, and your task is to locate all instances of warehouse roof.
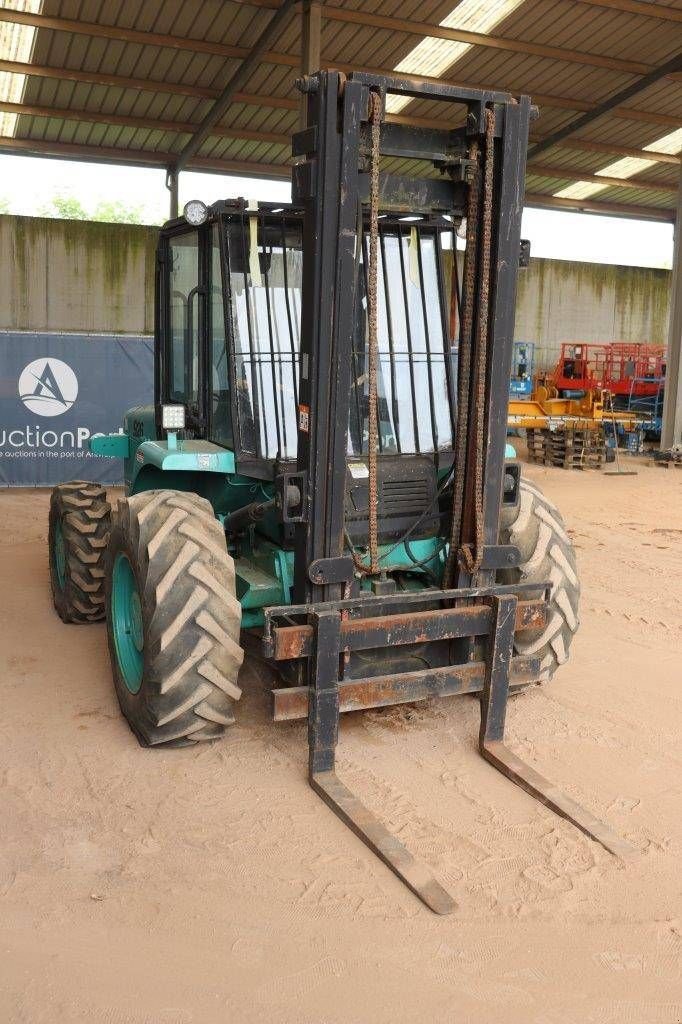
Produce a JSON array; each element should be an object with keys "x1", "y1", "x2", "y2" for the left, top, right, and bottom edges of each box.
[{"x1": 0, "y1": 0, "x2": 680, "y2": 221}]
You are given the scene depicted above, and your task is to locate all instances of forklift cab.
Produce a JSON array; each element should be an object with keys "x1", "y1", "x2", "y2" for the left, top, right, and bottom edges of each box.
[
  {"x1": 153, "y1": 199, "x2": 461, "y2": 552},
  {"x1": 154, "y1": 201, "x2": 302, "y2": 461},
  {"x1": 156, "y1": 200, "x2": 456, "y2": 474}
]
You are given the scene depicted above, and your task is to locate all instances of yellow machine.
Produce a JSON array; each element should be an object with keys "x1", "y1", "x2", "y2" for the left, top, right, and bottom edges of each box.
[
  {"x1": 508, "y1": 386, "x2": 642, "y2": 469},
  {"x1": 509, "y1": 385, "x2": 640, "y2": 431}
]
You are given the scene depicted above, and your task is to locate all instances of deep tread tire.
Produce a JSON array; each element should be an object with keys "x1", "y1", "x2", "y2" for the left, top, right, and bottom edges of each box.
[
  {"x1": 105, "y1": 489, "x2": 244, "y2": 748},
  {"x1": 49, "y1": 481, "x2": 111, "y2": 623},
  {"x1": 499, "y1": 477, "x2": 580, "y2": 683}
]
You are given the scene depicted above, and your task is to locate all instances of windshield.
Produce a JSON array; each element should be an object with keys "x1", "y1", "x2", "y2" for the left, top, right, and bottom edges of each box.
[
  {"x1": 226, "y1": 215, "x2": 302, "y2": 460},
  {"x1": 349, "y1": 227, "x2": 454, "y2": 457},
  {"x1": 224, "y1": 213, "x2": 454, "y2": 462}
]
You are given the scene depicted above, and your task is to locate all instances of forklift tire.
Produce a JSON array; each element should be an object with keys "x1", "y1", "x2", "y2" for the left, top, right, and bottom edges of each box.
[
  {"x1": 105, "y1": 489, "x2": 244, "y2": 747},
  {"x1": 499, "y1": 477, "x2": 580, "y2": 684},
  {"x1": 49, "y1": 481, "x2": 111, "y2": 623}
]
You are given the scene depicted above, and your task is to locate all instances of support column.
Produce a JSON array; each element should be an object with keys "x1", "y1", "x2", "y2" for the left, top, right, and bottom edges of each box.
[
  {"x1": 166, "y1": 168, "x2": 179, "y2": 220},
  {"x1": 300, "y1": 1, "x2": 321, "y2": 127},
  {"x1": 661, "y1": 163, "x2": 682, "y2": 450}
]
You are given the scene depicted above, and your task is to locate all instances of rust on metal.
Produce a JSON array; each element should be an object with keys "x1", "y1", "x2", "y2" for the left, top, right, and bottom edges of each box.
[
  {"x1": 515, "y1": 600, "x2": 546, "y2": 630},
  {"x1": 272, "y1": 655, "x2": 539, "y2": 721},
  {"x1": 271, "y1": 599, "x2": 547, "y2": 660}
]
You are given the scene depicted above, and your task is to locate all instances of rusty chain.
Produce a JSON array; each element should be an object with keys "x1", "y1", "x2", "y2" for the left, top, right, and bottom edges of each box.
[
  {"x1": 365, "y1": 88, "x2": 382, "y2": 576},
  {"x1": 442, "y1": 136, "x2": 481, "y2": 587},
  {"x1": 459, "y1": 107, "x2": 496, "y2": 576},
  {"x1": 443, "y1": 107, "x2": 496, "y2": 583}
]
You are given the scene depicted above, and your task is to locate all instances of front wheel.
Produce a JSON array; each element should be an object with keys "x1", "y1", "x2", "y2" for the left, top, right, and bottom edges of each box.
[
  {"x1": 49, "y1": 482, "x2": 111, "y2": 623},
  {"x1": 499, "y1": 477, "x2": 580, "y2": 683},
  {"x1": 105, "y1": 490, "x2": 244, "y2": 747}
]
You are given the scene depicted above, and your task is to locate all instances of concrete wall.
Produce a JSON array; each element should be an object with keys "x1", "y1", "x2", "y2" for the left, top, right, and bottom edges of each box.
[
  {"x1": 0, "y1": 216, "x2": 672, "y2": 371},
  {"x1": 0, "y1": 215, "x2": 157, "y2": 335},
  {"x1": 515, "y1": 258, "x2": 671, "y2": 370}
]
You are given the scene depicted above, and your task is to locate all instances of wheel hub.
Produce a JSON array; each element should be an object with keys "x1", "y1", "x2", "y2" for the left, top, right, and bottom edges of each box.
[
  {"x1": 129, "y1": 590, "x2": 144, "y2": 652},
  {"x1": 111, "y1": 552, "x2": 144, "y2": 693}
]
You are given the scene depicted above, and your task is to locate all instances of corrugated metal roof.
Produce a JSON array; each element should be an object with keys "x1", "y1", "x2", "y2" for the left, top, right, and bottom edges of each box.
[{"x1": 0, "y1": 0, "x2": 679, "y2": 219}]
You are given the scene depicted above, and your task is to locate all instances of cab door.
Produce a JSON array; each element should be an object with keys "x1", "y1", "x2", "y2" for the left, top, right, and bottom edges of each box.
[{"x1": 159, "y1": 226, "x2": 207, "y2": 434}]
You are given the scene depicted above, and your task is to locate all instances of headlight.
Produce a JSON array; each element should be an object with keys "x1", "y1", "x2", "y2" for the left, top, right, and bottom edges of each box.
[
  {"x1": 183, "y1": 199, "x2": 208, "y2": 226},
  {"x1": 162, "y1": 404, "x2": 185, "y2": 430}
]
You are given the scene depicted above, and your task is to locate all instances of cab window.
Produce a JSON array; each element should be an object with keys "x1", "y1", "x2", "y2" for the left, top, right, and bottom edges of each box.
[
  {"x1": 168, "y1": 232, "x2": 200, "y2": 409},
  {"x1": 209, "y1": 224, "x2": 233, "y2": 448}
]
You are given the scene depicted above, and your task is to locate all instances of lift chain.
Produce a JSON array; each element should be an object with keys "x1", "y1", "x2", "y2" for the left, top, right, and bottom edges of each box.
[
  {"x1": 442, "y1": 135, "x2": 481, "y2": 587},
  {"x1": 459, "y1": 107, "x2": 496, "y2": 576},
  {"x1": 365, "y1": 88, "x2": 383, "y2": 576}
]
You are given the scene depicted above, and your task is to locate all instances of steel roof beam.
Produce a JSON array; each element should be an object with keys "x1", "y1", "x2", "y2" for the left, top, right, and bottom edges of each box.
[
  {"x1": 0, "y1": 135, "x2": 290, "y2": 179},
  {"x1": 0, "y1": 8, "x2": 297, "y2": 68},
  {"x1": 2, "y1": 97, "x2": 680, "y2": 172},
  {"x1": 2, "y1": 56, "x2": 681, "y2": 134},
  {"x1": 0, "y1": 99, "x2": 291, "y2": 145},
  {"x1": 320, "y1": 7, "x2": 682, "y2": 80},
  {"x1": 534, "y1": 137, "x2": 679, "y2": 166},
  {"x1": 529, "y1": 50, "x2": 682, "y2": 159},
  {"x1": 2, "y1": 98, "x2": 679, "y2": 183},
  {"x1": 527, "y1": 162, "x2": 677, "y2": 192},
  {"x1": 250, "y1": 0, "x2": 682, "y2": 21},
  {"x1": 3, "y1": 5, "x2": 681, "y2": 81},
  {"x1": 172, "y1": 0, "x2": 297, "y2": 173},
  {"x1": 1, "y1": 130, "x2": 676, "y2": 196},
  {"x1": 524, "y1": 192, "x2": 674, "y2": 222},
  {"x1": 575, "y1": 0, "x2": 682, "y2": 23}
]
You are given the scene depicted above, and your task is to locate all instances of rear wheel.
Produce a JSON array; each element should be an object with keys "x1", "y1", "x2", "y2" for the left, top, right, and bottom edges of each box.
[
  {"x1": 499, "y1": 477, "x2": 580, "y2": 683},
  {"x1": 105, "y1": 489, "x2": 244, "y2": 747},
  {"x1": 49, "y1": 482, "x2": 111, "y2": 623}
]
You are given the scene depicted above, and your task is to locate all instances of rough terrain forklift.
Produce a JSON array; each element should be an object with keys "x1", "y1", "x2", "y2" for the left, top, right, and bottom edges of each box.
[{"x1": 48, "y1": 71, "x2": 632, "y2": 913}]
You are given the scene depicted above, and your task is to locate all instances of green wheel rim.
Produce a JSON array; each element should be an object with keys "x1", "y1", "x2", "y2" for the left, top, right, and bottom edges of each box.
[
  {"x1": 111, "y1": 552, "x2": 144, "y2": 693},
  {"x1": 53, "y1": 520, "x2": 67, "y2": 590}
]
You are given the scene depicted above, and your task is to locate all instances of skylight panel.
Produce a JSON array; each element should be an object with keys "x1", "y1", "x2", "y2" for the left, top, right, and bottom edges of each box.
[
  {"x1": 385, "y1": 0, "x2": 527, "y2": 114},
  {"x1": 0, "y1": 0, "x2": 43, "y2": 138},
  {"x1": 553, "y1": 128, "x2": 682, "y2": 201}
]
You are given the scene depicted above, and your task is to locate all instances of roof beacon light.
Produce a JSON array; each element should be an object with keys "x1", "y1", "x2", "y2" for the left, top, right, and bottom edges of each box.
[{"x1": 183, "y1": 199, "x2": 208, "y2": 226}]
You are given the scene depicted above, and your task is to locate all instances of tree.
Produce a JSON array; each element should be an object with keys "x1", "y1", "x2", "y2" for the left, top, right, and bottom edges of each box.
[
  {"x1": 37, "y1": 192, "x2": 150, "y2": 223},
  {"x1": 38, "y1": 194, "x2": 89, "y2": 219},
  {"x1": 0, "y1": 197, "x2": 10, "y2": 214},
  {"x1": 92, "y1": 199, "x2": 146, "y2": 224}
]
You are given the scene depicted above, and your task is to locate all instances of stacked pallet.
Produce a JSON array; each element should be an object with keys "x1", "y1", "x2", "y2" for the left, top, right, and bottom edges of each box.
[
  {"x1": 526, "y1": 426, "x2": 605, "y2": 470},
  {"x1": 650, "y1": 448, "x2": 682, "y2": 469}
]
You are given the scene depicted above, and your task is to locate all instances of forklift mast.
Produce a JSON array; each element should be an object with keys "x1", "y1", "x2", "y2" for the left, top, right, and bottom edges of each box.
[{"x1": 292, "y1": 70, "x2": 530, "y2": 605}]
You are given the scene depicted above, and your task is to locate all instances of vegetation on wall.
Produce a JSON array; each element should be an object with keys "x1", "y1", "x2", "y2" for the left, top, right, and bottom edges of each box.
[
  {"x1": 515, "y1": 256, "x2": 671, "y2": 370},
  {"x1": 0, "y1": 214, "x2": 157, "y2": 334}
]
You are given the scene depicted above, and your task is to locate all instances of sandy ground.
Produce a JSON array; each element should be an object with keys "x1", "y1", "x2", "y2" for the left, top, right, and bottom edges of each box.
[{"x1": 1, "y1": 457, "x2": 682, "y2": 1024}]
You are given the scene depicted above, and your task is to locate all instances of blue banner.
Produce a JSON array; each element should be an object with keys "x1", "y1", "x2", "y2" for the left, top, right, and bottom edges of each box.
[{"x1": 0, "y1": 333, "x2": 153, "y2": 486}]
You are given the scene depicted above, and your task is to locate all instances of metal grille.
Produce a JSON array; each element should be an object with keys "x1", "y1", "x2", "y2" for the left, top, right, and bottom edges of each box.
[
  {"x1": 224, "y1": 212, "x2": 455, "y2": 464},
  {"x1": 351, "y1": 223, "x2": 455, "y2": 459},
  {"x1": 225, "y1": 210, "x2": 302, "y2": 461}
]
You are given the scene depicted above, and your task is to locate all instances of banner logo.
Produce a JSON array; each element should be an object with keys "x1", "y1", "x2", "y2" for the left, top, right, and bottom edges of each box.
[{"x1": 18, "y1": 358, "x2": 79, "y2": 417}]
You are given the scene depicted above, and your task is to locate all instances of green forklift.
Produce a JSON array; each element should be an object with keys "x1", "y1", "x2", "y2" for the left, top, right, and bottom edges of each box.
[{"x1": 48, "y1": 71, "x2": 632, "y2": 913}]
